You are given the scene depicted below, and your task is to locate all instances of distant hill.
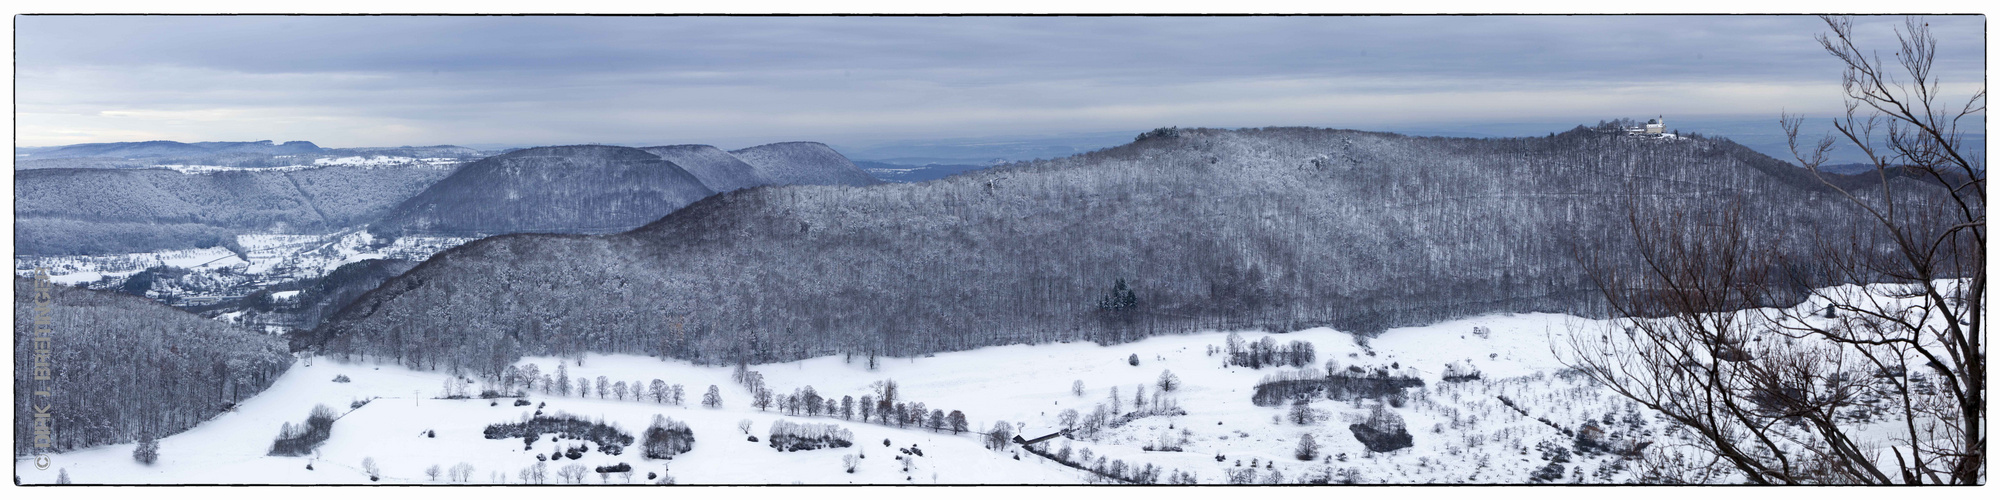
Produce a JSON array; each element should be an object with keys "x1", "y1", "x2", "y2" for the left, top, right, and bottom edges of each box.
[
  {"x1": 367, "y1": 145, "x2": 717, "y2": 238},
  {"x1": 641, "y1": 145, "x2": 769, "y2": 192},
  {"x1": 854, "y1": 160, "x2": 995, "y2": 183},
  {"x1": 22, "y1": 140, "x2": 323, "y2": 160},
  {"x1": 14, "y1": 165, "x2": 455, "y2": 255},
  {"x1": 833, "y1": 130, "x2": 1140, "y2": 165},
  {"x1": 728, "y1": 142, "x2": 882, "y2": 186},
  {"x1": 13, "y1": 278, "x2": 290, "y2": 455},
  {"x1": 308, "y1": 126, "x2": 1925, "y2": 371}
]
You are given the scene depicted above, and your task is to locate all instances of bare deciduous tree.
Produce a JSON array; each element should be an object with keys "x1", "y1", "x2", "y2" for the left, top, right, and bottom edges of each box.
[{"x1": 1563, "y1": 15, "x2": 1982, "y2": 485}]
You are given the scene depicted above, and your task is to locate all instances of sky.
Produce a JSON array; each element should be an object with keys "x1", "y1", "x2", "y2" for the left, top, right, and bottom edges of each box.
[{"x1": 13, "y1": 15, "x2": 1986, "y2": 150}]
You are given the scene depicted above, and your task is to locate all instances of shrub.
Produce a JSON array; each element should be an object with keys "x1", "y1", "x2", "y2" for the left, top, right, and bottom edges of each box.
[
  {"x1": 332, "y1": 374, "x2": 351, "y2": 383},
  {"x1": 1128, "y1": 354, "x2": 1140, "y2": 366},
  {"x1": 132, "y1": 434, "x2": 159, "y2": 465}
]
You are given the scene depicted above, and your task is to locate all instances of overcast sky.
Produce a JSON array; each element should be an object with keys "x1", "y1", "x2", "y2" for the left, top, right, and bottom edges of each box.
[{"x1": 14, "y1": 15, "x2": 1985, "y2": 149}]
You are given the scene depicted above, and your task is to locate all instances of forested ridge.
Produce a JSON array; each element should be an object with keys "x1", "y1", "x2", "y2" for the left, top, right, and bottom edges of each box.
[
  {"x1": 14, "y1": 165, "x2": 454, "y2": 255},
  {"x1": 13, "y1": 278, "x2": 291, "y2": 456},
  {"x1": 368, "y1": 145, "x2": 718, "y2": 238},
  {"x1": 306, "y1": 126, "x2": 1917, "y2": 376}
]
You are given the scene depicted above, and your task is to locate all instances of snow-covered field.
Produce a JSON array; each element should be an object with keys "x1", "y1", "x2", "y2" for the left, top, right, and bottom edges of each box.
[
  {"x1": 155, "y1": 164, "x2": 318, "y2": 174},
  {"x1": 16, "y1": 247, "x2": 245, "y2": 286},
  {"x1": 312, "y1": 156, "x2": 460, "y2": 168},
  {"x1": 16, "y1": 308, "x2": 1696, "y2": 485},
  {"x1": 17, "y1": 277, "x2": 1962, "y2": 485}
]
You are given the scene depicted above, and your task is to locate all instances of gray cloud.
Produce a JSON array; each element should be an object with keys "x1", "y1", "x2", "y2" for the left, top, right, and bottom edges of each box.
[{"x1": 15, "y1": 15, "x2": 1984, "y2": 148}]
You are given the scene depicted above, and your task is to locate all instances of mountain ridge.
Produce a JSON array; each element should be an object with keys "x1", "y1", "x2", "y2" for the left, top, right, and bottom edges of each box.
[{"x1": 305, "y1": 126, "x2": 1912, "y2": 373}]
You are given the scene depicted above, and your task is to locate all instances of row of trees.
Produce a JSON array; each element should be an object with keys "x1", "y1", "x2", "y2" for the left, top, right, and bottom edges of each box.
[
  {"x1": 1223, "y1": 333, "x2": 1316, "y2": 369},
  {"x1": 737, "y1": 375, "x2": 971, "y2": 434},
  {"x1": 502, "y1": 363, "x2": 689, "y2": 406},
  {"x1": 1027, "y1": 440, "x2": 1195, "y2": 484},
  {"x1": 1250, "y1": 365, "x2": 1425, "y2": 407}
]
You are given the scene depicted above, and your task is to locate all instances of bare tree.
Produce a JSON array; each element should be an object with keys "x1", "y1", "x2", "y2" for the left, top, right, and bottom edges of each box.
[
  {"x1": 1563, "y1": 16, "x2": 1982, "y2": 485},
  {"x1": 1775, "y1": 15, "x2": 1983, "y2": 486}
]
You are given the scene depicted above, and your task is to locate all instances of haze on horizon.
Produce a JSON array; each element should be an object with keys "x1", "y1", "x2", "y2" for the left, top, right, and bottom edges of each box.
[{"x1": 14, "y1": 15, "x2": 1985, "y2": 150}]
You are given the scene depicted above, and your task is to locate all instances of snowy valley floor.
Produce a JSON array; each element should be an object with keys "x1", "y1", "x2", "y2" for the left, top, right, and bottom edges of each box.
[{"x1": 18, "y1": 308, "x2": 1732, "y2": 485}]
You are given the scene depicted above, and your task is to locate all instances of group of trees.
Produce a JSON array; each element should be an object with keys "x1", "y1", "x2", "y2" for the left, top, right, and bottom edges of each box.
[
  {"x1": 1223, "y1": 333, "x2": 1316, "y2": 369},
  {"x1": 1059, "y1": 382, "x2": 1185, "y2": 441},
  {"x1": 482, "y1": 412, "x2": 634, "y2": 456},
  {"x1": 421, "y1": 462, "x2": 478, "y2": 482},
  {"x1": 766, "y1": 420, "x2": 856, "y2": 452},
  {"x1": 737, "y1": 376, "x2": 970, "y2": 434},
  {"x1": 13, "y1": 278, "x2": 292, "y2": 457},
  {"x1": 1250, "y1": 364, "x2": 1425, "y2": 407},
  {"x1": 1561, "y1": 16, "x2": 1983, "y2": 485},
  {"x1": 268, "y1": 404, "x2": 340, "y2": 456},
  {"x1": 640, "y1": 415, "x2": 694, "y2": 459},
  {"x1": 500, "y1": 362, "x2": 690, "y2": 407}
]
